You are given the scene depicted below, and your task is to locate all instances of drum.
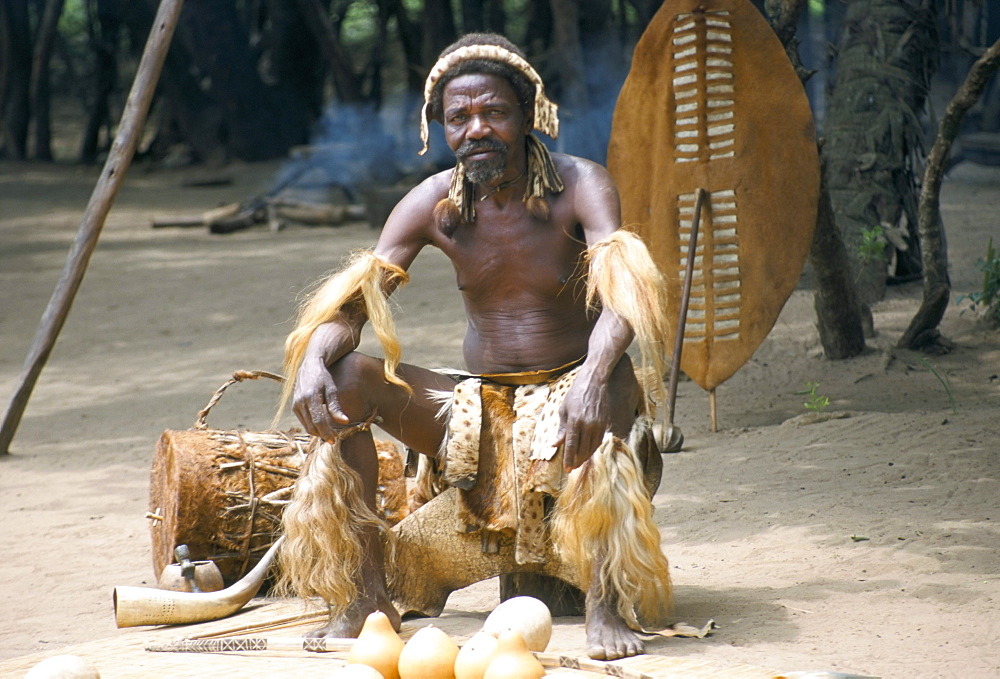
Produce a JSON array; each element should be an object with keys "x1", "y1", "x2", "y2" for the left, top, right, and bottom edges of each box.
[{"x1": 148, "y1": 370, "x2": 408, "y2": 586}]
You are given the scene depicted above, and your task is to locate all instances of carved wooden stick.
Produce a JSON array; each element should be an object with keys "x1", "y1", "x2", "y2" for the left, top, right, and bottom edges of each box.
[{"x1": 0, "y1": 0, "x2": 186, "y2": 455}]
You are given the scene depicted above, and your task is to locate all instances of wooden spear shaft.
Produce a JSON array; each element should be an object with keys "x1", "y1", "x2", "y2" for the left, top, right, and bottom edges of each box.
[
  {"x1": 0, "y1": 0, "x2": 185, "y2": 455},
  {"x1": 665, "y1": 188, "x2": 707, "y2": 429}
]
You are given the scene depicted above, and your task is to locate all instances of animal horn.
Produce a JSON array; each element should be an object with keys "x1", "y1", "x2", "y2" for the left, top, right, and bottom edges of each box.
[{"x1": 113, "y1": 536, "x2": 284, "y2": 628}]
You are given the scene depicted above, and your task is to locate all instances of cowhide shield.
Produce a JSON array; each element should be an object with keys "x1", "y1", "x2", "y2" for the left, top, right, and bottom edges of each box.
[{"x1": 607, "y1": 0, "x2": 820, "y2": 391}]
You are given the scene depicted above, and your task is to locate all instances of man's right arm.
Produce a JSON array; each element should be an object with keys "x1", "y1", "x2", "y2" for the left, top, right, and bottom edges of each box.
[{"x1": 290, "y1": 172, "x2": 447, "y2": 437}]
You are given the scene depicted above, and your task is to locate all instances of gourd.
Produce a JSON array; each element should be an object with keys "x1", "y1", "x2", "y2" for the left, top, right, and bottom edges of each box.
[
  {"x1": 346, "y1": 611, "x2": 404, "y2": 679},
  {"x1": 482, "y1": 630, "x2": 545, "y2": 679},
  {"x1": 25, "y1": 655, "x2": 101, "y2": 679},
  {"x1": 398, "y1": 625, "x2": 460, "y2": 679},
  {"x1": 453, "y1": 630, "x2": 500, "y2": 679},
  {"x1": 482, "y1": 596, "x2": 552, "y2": 652},
  {"x1": 331, "y1": 665, "x2": 385, "y2": 679}
]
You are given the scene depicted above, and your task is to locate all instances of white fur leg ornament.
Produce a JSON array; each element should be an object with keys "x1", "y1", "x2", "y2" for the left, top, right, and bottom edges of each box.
[
  {"x1": 277, "y1": 434, "x2": 388, "y2": 617},
  {"x1": 550, "y1": 428, "x2": 672, "y2": 628}
]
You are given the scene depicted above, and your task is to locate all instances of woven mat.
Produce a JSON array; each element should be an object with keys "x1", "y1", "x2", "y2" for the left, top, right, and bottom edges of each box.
[{"x1": 0, "y1": 598, "x2": 783, "y2": 678}]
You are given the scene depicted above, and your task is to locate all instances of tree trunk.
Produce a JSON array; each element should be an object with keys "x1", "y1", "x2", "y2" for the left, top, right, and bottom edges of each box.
[
  {"x1": 810, "y1": 158, "x2": 868, "y2": 357},
  {"x1": 1, "y1": 0, "x2": 32, "y2": 160},
  {"x1": 461, "y1": 0, "x2": 485, "y2": 33},
  {"x1": 524, "y1": 0, "x2": 553, "y2": 54},
  {"x1": 182, "y1": 0, "x2": 302, "y2": 160},
  {"x1": 766, "y1": 0, "x2": 866, "y2": 359},
  {"x1": 29, "y1": 0, "x2": 65, "y2": 161},
  {"x1": 823, "y1": 0, "x2": 938, "y2": 306},
  {"x1": 0, "y1": 1, "x2": 10, "y2": 149},
  {"x1": 80, "y1": 0, "x2": 122, "y2": 164},
  {"x1": 119, "y1": 0, "x2": 226, "y2": 163},
  {"x1": 548, "y1": 0, "x2": 587, "y2": 110},
  {"x1": 264, "y1": 0, "x2": 326, "y2": 118},
  {"x1": 386, "y1": 0, "x2": 422, "y2": 93},
  {"x1": 899, "y1": 38, "x2": 1000, "y2": 350},
  {"x1": 421, "y1": 0, "x2": 456, "y2": 66},
  {"x1": 293, "y1": 0, "x2": 364, "y2": 104}
]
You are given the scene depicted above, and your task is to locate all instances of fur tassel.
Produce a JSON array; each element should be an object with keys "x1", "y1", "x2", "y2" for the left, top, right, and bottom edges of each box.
[
  {"x1": 280, "y1": 251, "x2": 410, "y2": 417},
  {"x1": 434, "y1": 197, "x2": 462, "y2": 237},
  {"x1": 550, "y1": 433, "x2": 672, "y2": 627},
  {"x1": 586, "y1": 231, "x2": 670, "y2": 407},
  {"x1": 526, "y1": 195, "x2": 550, "y2": 221},
  {"x1": 276, "y1": 439, "x2": 388, "y2": 615}
]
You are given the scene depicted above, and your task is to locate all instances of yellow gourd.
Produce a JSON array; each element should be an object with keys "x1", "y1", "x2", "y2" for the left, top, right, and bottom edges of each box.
[
  {"x1": 346, "y1": 611, "x2": 404, "y2": 679},
  {"x1": 482, "y1": 630, "x2": 545, "y2": 679},
  {"x1": 453, "y1": 631, "x2": 500, "y2": 679},
  {"x1": 397, "y1": 625, "x2": 459, "y2": 679},
  {"x1": 331, "y1": 665, "x2": 385, "y2": 679}
]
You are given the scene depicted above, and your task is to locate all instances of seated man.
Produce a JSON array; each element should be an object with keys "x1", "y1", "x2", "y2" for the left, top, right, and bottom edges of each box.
[{"x1": 278, "y1": 32, "x2": 672, "y2": 660}]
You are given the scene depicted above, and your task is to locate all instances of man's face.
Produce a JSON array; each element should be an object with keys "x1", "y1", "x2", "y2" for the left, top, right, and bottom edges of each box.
[{"x1": 442, "y1": 73, "x2": 530, "y2": 184}]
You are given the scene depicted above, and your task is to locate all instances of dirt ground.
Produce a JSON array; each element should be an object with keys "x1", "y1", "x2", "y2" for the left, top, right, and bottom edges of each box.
[{"x1": 1, "y1": 156, "x2": 998, "y2": 678}]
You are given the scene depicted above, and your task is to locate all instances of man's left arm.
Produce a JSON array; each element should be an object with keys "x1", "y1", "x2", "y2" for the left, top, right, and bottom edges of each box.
[{"x1": 557, "y1": 160, "x2": 636, "y2": 470}]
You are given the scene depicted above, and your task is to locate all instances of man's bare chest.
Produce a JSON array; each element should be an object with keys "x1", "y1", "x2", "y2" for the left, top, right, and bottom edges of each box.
[{"x1": 441, "y1": 217, "x2": 586, "y2": 301}]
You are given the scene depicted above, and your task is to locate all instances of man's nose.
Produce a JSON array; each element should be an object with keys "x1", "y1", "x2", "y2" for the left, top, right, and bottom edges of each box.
[{"x1": 467, "y1": 114, "x2": 490, "y2": 138}]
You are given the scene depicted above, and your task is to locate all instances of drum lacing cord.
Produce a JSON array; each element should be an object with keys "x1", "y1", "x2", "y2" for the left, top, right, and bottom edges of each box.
[{"x1": 236, "y1": 429, "x2": 257, "y2": 577}]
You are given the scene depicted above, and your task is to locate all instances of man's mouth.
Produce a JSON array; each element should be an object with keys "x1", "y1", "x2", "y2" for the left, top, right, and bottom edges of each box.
[{"x1": 457, "y1": 140, "x2": 506, "y2": 164}]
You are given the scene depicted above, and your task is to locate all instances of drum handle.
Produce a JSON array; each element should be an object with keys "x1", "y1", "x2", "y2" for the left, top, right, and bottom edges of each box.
[{"x1": 194, "y1": 370, "x2": 285, "y2": 430}]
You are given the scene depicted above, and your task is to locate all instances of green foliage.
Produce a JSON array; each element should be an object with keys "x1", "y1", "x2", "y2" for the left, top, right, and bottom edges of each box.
[
  {"x1": 956, "y1": 237, "x2": 1000, "y2": 326},
  {"x1": 341, "y1": 1, "x2": 380, "y2": 49},
  {"x1": 800, "y1": 381, "x2": 830, "y2": 413},
  {"x1": 858, "y1": 225, "x2": 887, "y2": 264}
]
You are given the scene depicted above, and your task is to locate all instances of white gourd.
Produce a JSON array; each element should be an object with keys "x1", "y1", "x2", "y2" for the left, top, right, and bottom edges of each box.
[
  {"x1": 482, "y1": 596, "x2": 552, "y2": 652},
  {"x1": 25, "y1": 655, "x2": 100, "y2": 679}
]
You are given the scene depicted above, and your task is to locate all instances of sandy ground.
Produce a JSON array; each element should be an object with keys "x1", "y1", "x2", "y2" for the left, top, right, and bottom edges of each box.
[{"x1": 1, "y1": 157, "x2": 998, "y2": 678}]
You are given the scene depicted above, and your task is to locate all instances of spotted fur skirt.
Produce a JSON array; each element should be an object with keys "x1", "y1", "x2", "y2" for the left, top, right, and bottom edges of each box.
[{"x1": 421, "y1": 366, "x2": 662, "y2": 567}]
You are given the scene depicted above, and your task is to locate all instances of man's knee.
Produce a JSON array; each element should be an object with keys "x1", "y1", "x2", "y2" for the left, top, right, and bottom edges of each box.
[{"x1": 327, "y1": 352, "x2": 384, "y2": 422}]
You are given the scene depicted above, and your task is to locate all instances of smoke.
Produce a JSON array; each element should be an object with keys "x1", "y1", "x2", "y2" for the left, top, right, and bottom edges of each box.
[{"x1": 269, "y1": 37, "x2": 633, "y2": 203}]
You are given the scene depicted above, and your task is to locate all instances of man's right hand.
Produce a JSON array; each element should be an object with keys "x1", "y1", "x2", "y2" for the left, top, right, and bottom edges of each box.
[{"x1": 292, "y1": 355, "x2": 352, "y2": 442}]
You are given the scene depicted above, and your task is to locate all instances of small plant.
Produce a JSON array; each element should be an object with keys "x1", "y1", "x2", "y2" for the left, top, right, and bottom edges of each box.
[
  {"x1": 858, "y1": 225, "x2": 887, "y2": 264},
  {"x1": 919, "y1": 357, "x2": 958, "y2": 415},
  {"x1": 956, "y1": 237, "x2": 1000, "y2": 327},
  {"x1": 800, "y1": 381, "x2": 830, "y2": 413}
]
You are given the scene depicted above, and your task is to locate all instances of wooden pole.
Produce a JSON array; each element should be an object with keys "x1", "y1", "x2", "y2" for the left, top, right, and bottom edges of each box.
[
  {"x1": 663, "y1": 187, "x2": 707, "y2": 452},
  {"x1": 0, "y1": 0, "x2": 185, "y2": 455},
  {"x1": 709, "y1": 388, "x2": 718, "y2": 432}
]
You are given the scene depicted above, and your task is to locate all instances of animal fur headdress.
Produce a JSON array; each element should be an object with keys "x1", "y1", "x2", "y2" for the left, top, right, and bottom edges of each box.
[{"x1": 419, "y1": 37, "x2": 565, "y2": 233}]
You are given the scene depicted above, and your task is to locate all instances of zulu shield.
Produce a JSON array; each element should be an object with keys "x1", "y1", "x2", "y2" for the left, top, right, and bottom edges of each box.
[{"x1": 608, "y1": 0, "x2": 820, "y2": 392}]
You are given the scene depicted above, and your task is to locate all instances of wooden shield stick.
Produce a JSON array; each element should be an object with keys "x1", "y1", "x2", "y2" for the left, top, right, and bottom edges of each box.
[
  {"x1": 0, "y1": 0, "x2": 185, "y2": 455},
  {"x1": 664, "y1": 187, "x2": 707, "y2": 448}
]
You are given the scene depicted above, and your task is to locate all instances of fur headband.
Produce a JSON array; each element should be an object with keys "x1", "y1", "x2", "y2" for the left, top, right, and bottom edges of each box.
[{"x1": 418, "y1": 43, "x2": 560, "y2": 156}]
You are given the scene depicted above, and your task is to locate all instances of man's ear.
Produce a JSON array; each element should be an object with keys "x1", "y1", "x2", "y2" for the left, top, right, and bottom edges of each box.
[{"x1": 523, "y1": 110, "x2": 534, "y2": 134}]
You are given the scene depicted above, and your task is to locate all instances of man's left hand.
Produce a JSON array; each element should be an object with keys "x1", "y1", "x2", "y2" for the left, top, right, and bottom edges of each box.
[{"x1": 555, "y1": 371, "x2": 611, "y2": 471}]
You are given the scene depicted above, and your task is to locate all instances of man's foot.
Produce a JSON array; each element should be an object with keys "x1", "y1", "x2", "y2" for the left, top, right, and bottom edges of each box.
[
  {"x1": 585, "y1": 598, "x2": 644, "y2": 660},
  {"x1": 307, "y1": 596, "x2": 402, "y2": 638}
]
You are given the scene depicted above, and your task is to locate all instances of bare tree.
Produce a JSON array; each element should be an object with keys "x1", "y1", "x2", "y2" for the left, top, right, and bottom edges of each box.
[{"x1": 900, "y1": 37, "x2": 1000, "y2": 350}]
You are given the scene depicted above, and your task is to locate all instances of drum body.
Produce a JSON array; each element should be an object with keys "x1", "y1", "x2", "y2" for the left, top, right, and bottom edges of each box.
[
  {"x1": 149, "y1": 429, "x2": 408, "y2": 586},
  {"x1": 149, "y1": 428, "x2": 307, "y2": 586}
]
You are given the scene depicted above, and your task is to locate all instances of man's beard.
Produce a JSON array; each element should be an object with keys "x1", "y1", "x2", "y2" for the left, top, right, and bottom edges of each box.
[{"x1": 456, "y1": 139, "x2": 508, "y2": 184}]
